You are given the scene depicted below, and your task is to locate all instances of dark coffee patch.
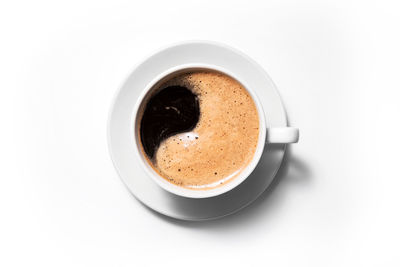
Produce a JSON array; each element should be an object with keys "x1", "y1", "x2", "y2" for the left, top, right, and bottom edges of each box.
[{"x1": 140, "y1": 86, "x2": 200, "y2": 158}]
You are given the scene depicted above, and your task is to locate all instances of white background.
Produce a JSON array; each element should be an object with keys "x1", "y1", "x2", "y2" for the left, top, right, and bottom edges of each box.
[{"x1": 1, "y1": 0, "x2": 400, "y2": 266}]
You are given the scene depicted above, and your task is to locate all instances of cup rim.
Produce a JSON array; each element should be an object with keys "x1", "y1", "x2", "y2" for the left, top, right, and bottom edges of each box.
[{"x1": 131, "y1": 63, "x2": 267, "y2": 198}]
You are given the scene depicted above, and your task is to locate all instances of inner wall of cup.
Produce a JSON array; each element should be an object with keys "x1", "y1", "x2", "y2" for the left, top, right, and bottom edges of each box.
[{"x1": 134, "y1": 66, "x2": 266, "y2": 191}]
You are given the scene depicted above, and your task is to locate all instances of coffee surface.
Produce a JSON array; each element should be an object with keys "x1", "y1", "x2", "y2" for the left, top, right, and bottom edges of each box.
[{"x1": 139, "y1": 71, "x2": 259, "y2": 189}]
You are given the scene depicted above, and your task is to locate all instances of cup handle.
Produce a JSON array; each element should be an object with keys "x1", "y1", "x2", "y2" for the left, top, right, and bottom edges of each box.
[{"x1": 266, "y1": 127, "x2": 299, "y2": 143}]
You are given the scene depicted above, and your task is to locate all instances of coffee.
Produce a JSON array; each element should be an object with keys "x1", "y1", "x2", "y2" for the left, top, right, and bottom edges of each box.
[{"x1": 139, "y1": 71, "x2": 259, "y2": 190}]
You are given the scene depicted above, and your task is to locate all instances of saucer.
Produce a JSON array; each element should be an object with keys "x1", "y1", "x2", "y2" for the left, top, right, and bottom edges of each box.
[{"x1": 108, "y1": 41, "x2": 287, "y2": 220}]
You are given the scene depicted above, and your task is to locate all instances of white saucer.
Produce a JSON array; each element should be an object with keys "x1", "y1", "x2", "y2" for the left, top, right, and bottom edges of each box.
[{"x1": 108, "y1": 41, "x2": 287, "y2": 221}]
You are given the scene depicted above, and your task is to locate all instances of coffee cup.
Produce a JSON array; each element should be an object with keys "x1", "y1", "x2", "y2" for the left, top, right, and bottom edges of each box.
[{"x1": 131, "y1": 63, "x2": 299, "y2": 198}]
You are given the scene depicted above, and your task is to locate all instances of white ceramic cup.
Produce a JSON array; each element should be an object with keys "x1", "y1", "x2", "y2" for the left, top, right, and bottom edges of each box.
[{"x1": 132, "y1": 64, "x2": 299, "y2": 198}]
